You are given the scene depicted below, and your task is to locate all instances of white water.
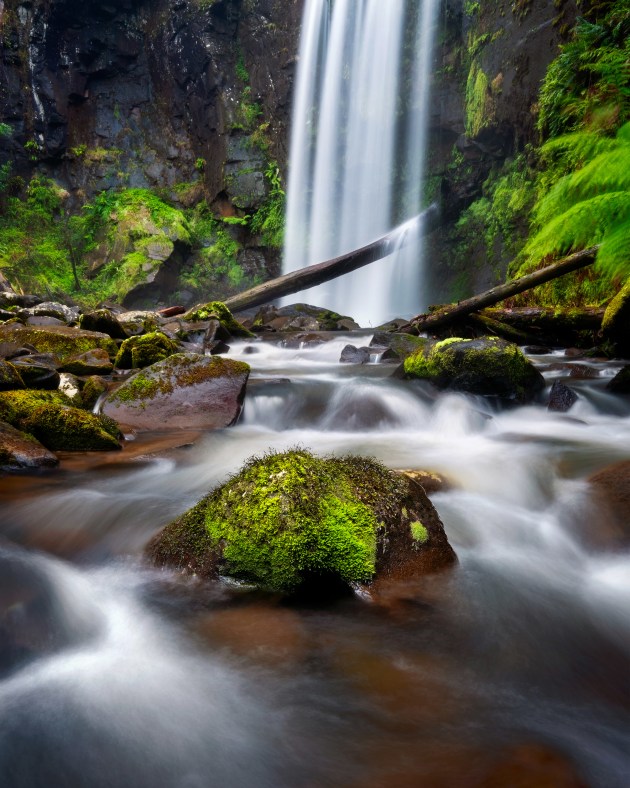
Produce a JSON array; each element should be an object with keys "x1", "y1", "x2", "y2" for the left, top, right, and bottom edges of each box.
[
  {"x1": 282, "y1": 0, "x2": 440, "y2": 326},
  {"x1": 1, "y1": 341, "x2": 630, "y2": 786}
]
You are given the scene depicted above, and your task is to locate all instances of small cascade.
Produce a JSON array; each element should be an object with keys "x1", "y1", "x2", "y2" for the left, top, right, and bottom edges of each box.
[{"x1": 282, "y1": 0, "x2": 440, "y2": 326}]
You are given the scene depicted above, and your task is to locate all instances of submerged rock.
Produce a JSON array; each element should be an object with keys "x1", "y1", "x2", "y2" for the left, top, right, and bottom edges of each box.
[
  {"x1": 0, "y1": 390, "x2": 121, "y2": 452},
  {"x1": 340, "y1": 345, "x2": 370, "y2": 364},
  {"x1": 403, "y1": 337, "x2": 545, "y2": 403},
  {"x1": 586, "y1": 460, "x2": 630, "y2": 549},
  {"x1": 146, "y1": 450, "x2": 456, "y2": 595},
  {"x1": 103, "y1": 352, "x2": 250, "y2": 431},
  {"x1": 0, "y1": 421, "x2": 59, "y2": 471}
]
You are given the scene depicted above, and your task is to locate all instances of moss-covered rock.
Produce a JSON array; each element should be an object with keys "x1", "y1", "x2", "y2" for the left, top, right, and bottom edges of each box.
[
  {"x1": 182, "y1": 301, "x2": 254, "y2": 338},
  {"x1": 78, "y1": 309, "x2": 128, "y2": 340},
  {"x1": 60, "y1": 348, "x2": 114, "y2": 376},
  {"x1": 0, "y1": 390, "x2": 121, "y2": 452},
  {"x1": 103, "y1": 352, "x2": 250, "y2": 431},
  {"x1": 0, "y1": 324, "x2": 117, "y2": 362},
  {"x1": 0, "y1": 420, "x2": 59, "y2": 471},
  {"x1": 81, "y1": 376, "x2": 109, "y2": 410},
  {"x1": 602, "y1": 279, "x2": 630, "y2": 357},
  {"x1": 0, "y1": 360, "x2": 25, "y2": 391},
  {"x1": 147, "y1": 450, "x2": 456, "y2": 595},
  {"x1": 114, "y1": 332, "x2": 180, "y2": 369},
  {"x1": 404, "y1": 336, "x2": 545, "y2": 403}
]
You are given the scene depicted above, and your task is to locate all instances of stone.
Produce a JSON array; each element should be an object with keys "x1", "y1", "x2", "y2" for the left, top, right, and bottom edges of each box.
[
  {"x1": 0, "y1": 420, "x2": 59, "y2": 471},
  {"x1": 0, "y1": 360, "x2": 25, "y2": 391},
  {"x1": 114, "y1": 331, "x2": 180, "y2": 369},
  {"x1": 81, "y1": 376, "x2": 109, "y2": 410},
  {"x1": 602, "y1": 279, "x2": 630, "y2": 357},
  {"x1": 146, "y1": 450, "x2": 456, "y2": 596},
  {"x1": 79, "y1": 309, "x2": 128, "y2": 340},
  {"x1": 0, "y1": 293, "x2": 42, "y2": 309},
  {"x1": 607, "y1": 365, "x2": 630, "y2": 394},
  {"x1": 116, "y1": 311, "x2": 161, "y2": 337},
  {"x1": 0, "y1": 324, "x2": 117, "y2": 363},
  {"x1": 340, "y1": 345, "x2": 370, "y2": 364},
  {"x1": 252, "y1": 304, "x2": 358, "y2": 332},
  {"x1": 586, "y1": 460, "x2": 630, "y2": 549},
  {"x1": 102, "y1": 352, "x2": 250, "y2": 431},
  {"x1": 398, "y1": 470, "x2": 451, "y2": 495},
  {"x1": 28, "y1": 302, "x2": 80, "y2": 323},
  {"x1": 60, "y1": 348, "x2": 114, "y2": 376},
  {"x1": 404, "y1": 337, "x2": 545, "y2": 404},
  {"x1": 10, "y1": 355, "x2": 61, "y2": 390},
  {"x1": 0, "y1": 390, "x2": 121, "y2": 452},
  {"x1": 548, "y1": 381, "x2": 578, "y2": 412},
  {"x1": 182, "y1": 301, "x2": 254, "y2": 338},
  {"x1": 370, "y1": 331, "x2": 431, "y2": 360}
]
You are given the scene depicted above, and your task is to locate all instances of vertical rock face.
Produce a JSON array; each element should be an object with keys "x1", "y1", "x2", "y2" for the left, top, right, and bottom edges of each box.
[{"x1": 0, "y1": 0, "x2": 303, "y2": 200}]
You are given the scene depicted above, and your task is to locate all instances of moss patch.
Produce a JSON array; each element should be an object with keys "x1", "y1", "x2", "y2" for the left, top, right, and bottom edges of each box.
[
  {"x1": 0, "y1": 324, "x2": 117, "y2": 362},
  {"x1": 115, "y1": 331, "x2": 180, "y2": 369},
  {"x1": 182, "y1": 301, "x2": 254, "y2": 338}
]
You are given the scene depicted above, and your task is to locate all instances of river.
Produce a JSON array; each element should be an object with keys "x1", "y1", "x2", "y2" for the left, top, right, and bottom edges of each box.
[{"x1": 0, "y1": 335, "x2": 628, "y2": 787}]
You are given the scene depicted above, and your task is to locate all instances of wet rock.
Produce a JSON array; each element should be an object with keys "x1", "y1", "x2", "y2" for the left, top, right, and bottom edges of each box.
[
  {"x1": 103, "y1": 352, "x2": 250, "y2": 431},
  {"x1": 252, "y1": 304, "x2": 359, "y2": 332},
  {"x1": 26, "y1": 316, "x2": 67, "y2": 328},
  {"x1": 0, "y1": 391, "x2": 121, "y2": 452},
  {"x1": 0, "y1": 421, "x2": 59, "y2": 471},
  {"x1": 607, "y1": 365, "x2": 630, "y2": 394},
  {"x1": 146, "y1": 450, "x2": 456, "y2": 596},
  {"x1": 587, "y1": 460, "x2": 630, "y2": 548},
  {"x1": 10, "y1": 355, "x2": 61, "y2": 391},
  {"x1": 370, "y1": 331, "x2": 430, "y2": 360},
  {"x1": 80, "y1": 376, "x2": 109, "y2": 411},
  {"x1": 398, "y1": 470, "x2": 451, "y2": 496},
  {"x1": 158, "y1": 306, "x2": 186, "y2": 319},
  {"x1": 0, "y1": 360, "x2": 25, "y2": 391},
  {"x1": 340, "y1": 345, "x2": 370, "y2": 364},
  {"x1": 79, "y1": 309, "x2": 128, "y2": 340},
  {"x1": 0, "y1": 342, "x2": 31, "y2": 360},
  {"x1": 480, "y1": 743, "x2": 589, "y2": 788},
  {"x1": 0, "y1": 293, "x2": 42, "y2": 309},
  {"x1": 403, "y1": 337, "x2": 545, "y2": 404},
  {"x1": 28, "y1": 302, "x2": 80, "y2": 323},
  {"x1": 601, "y1": 278, "x2": 630, "y2": 357},
  {"x1": 0, "y1": 324, "x2": 117, "y2": 363},
  {"x1": 182, "y1": 301, "x2": 254, "y2": 338},
  {"x1": 548, "y1": 381, "x2": 578, "y2": 413},
  {"x1": 114, "y1": 331, "x2": 180, "y2": 370},
  {"x1": 116, "y1": 311, "x2": 161, "y2": 337},
  {"x1": 60, "y1": 348, "x2": 114, "y2": 376}
]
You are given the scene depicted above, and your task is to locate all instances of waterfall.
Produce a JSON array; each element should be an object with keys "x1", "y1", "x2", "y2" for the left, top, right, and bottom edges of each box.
[{"x1": 282, "y1": 0, "x2": 440, "y2": 327}]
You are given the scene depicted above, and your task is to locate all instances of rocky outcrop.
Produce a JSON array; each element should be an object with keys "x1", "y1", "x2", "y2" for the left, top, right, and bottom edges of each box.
[{"x1": 146, "y1": 449, "x2": 457, "y2": 596}]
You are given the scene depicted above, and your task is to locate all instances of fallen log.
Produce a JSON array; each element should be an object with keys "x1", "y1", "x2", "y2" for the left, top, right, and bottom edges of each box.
[
  {"x1": 224, "y1": 205, "x2": 440, "y2": 314},
  {"x1": 404, "y1": 246, "x2": 600, "y2": 334}
]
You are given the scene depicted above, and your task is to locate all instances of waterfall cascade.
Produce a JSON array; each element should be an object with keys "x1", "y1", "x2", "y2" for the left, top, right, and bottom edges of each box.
[{"x1": 282, "y1": 0, "x2": 440, "y2": 326}]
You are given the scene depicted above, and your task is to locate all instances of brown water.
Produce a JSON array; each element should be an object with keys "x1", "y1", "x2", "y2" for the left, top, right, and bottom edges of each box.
[{"x1": 0, "y1": 337, "x2": 628, "y2": 787}]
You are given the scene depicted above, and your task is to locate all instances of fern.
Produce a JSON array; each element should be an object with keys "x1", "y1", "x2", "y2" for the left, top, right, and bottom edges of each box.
[{"x1": 523, "y1": 122, "x2": 630, "y2": 278}]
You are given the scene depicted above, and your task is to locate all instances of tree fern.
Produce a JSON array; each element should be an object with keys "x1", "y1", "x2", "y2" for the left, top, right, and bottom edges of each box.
[{"x1": 523, "y1": 122, "x2": 630, "y2": 278}]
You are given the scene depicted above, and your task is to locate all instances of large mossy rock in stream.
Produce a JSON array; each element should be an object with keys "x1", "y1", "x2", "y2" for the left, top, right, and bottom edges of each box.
[
  {"x1": 0, "y1": 391, "x2": 121, "y2": 452},
  {"x1": 403, "y1": 337, "x2": 545, "y2": 404},
  {"x1": 0, "y1": 324, "x2": 117, "y2": 363},
  {"x1": 182, "y1": 301, "x2": 254, "y2": 339},
  {"x1": 146, "y1": 450, "x2": 456, "y2": 595},
  {"x1": 102, "y1": 352, "x2": 250, "y2": 431}
]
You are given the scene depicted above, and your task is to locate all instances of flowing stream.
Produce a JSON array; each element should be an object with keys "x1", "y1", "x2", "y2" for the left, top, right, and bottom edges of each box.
[
  {"x1": 282, "y1": 0, "x2": 439, "y2": 326},
  {"x1": 1, "y1": 338, "x2": 629, "y2": 787}
]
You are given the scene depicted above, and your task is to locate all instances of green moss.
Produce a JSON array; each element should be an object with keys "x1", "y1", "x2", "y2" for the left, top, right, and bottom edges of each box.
[
  {"x1": 202, "y1": 450, "x2": 400, "y2": 592},
  {"x1": 115, "y1": 331, "x2": 180, "y2": 369},
  {"x1": 410, "y1": 521, "x2": 429, "y2": 544},
  {"x1": 465, "y1": 61, "x2": 492, "y2": 137},
  {"x1": 182, "y1": 301, "x2": 254, "y2": 338},
  {"x1": 0, "y1": 390, "x2": 120, "y2": 452},
  {"x1": 0, "y1": 324, "x2": 117, "y2": 362}
]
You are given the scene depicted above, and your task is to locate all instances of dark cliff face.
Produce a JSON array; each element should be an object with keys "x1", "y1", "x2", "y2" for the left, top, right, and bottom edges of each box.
[{"x1": 0, "y1": 0, "x2": 302, "y2": 203}]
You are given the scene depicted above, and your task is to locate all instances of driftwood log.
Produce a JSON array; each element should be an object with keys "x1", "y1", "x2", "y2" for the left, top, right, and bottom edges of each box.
[
  {"x1": 224, "y1": 205, "x2": 440, "y2": 313},
  {"x1": 403, "y1": 246, "x2": 599, "y2": 333}
]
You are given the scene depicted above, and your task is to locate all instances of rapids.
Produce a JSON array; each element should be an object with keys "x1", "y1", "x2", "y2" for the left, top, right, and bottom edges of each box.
[{"x1": 0, "y1": 337, "x2": 629, "y2": 787}]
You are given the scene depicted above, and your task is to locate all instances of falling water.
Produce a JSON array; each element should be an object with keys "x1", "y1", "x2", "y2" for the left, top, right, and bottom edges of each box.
[{"x1": 282, "y1": 0, "x2": 440, "y2": 326}]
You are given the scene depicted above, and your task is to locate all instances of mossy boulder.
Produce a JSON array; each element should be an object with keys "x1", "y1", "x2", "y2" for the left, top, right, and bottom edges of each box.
[
  {"x1": 146, "y1": 450, "x2": 456, "y2": 595},
  {"x1": 251, "y1": 304, "x2": 359, "y2": 332},
  {"x1": 0, "y1": 390, "x2": 121, "y2": 452},
  {"x1": 114, "y1": 331, "x2": 180, "y2": 369},
  {"x1": 0, "y1": 360, "x2": 24, "y2": 391},
  {"x1": 602, "y1": 279, "x2": 630, "y2": 357},
  {"x1": 78, "y1": 309, "x2": 128, "y2": 340},
  {"x1": 103, "y1": 352, "x2": 250, "y2": 431},
  {"x1": 60, "y1": 348, "x2": 114, "y2": 376},
  {"x1": 0, "y1": 324, "x2": 117, "y2": 363},
  {"x1": 182, "y1": 301, "x2": 254, "y2": 339},
  {"x1": 404, "y1": 337, "x2": 545, "y2": 403},
  {"x1": 81, "y1": 376, "x2": 109, "y2": 410},
  {"x1": 0, "y1": 420, "x2": 59, "y2": 471}
]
